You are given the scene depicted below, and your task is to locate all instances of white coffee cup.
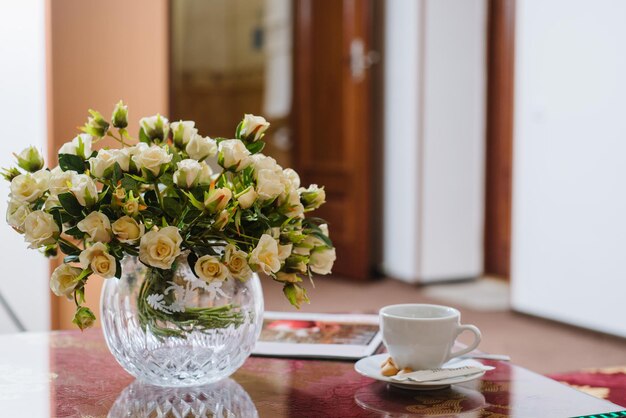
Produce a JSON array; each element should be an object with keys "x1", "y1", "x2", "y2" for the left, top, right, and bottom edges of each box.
[{"x1": 379, "y1": 304, "x2": 482, "y2": 370}]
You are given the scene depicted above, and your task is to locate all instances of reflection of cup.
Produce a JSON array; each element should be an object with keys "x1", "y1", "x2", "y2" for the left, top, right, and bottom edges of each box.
[
  {"x1": 380, "y1": 304, "x2": 482, "y2": 370},
  {"x1": 107, "y1": 378, "x2": 258, "y2": 418}
]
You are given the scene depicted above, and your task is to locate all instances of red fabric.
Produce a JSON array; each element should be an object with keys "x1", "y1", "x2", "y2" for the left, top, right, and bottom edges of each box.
[{"x1": 549, "y1": 369, "x2": 626, "y2": 407}]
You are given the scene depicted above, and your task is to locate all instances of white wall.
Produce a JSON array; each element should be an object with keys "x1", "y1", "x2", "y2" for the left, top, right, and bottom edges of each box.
[
  {"x1": 512, "y1": 0, "x2": 626, "y2": 337},
  {"x1": 383, "y1": 0, "x2": 487, "y2": 283},
  {"x1": 0, "y1": 0, "x2": 49, "y2": 333}
]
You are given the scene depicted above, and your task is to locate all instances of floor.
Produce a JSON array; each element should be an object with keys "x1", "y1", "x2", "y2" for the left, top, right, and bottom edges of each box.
[{"x1": 263, "y1": 276, "x2": 626, "y2": 375}]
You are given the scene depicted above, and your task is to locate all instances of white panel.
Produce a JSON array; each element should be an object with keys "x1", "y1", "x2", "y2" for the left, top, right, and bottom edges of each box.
[
  {"x1": 512, "y1": 0, "x2": 626, "y2": 336},
  {"x1": 0, "y1": 0, "x2": 50, "y2": 332},
  {"x1": 382, "y1": 0, "x2": 422, "y2": 281},
  {"x1": 420, "y1": 0, "x2": 487, "y2": 281}
]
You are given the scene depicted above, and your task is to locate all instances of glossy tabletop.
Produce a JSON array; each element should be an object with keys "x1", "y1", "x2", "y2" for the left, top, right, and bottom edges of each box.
[{"x1": 0, "y1": 330, "x2": 623, "y2": 417}]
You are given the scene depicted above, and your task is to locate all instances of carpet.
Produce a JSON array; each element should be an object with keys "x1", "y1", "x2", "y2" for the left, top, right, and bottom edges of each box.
[{"x1": 549, "y1": 366, "x2": 626, "y2": 407}]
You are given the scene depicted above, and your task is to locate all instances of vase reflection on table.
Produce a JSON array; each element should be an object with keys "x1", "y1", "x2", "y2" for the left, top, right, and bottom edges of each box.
[
  {"x1": 101, "y1": 255, "x2": 264, "y2": 387},
  {"x1": 107, "y1": 378, "x2": 258, "y2": 418}
]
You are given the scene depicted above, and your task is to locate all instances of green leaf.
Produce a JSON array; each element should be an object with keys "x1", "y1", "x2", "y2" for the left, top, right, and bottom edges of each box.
[
  {"x1": 163, "y1": 197, "x2": 182, "y2": 219},
  {"x1": 139, "y1": 127, "x2": 150, "y2": 143},
  {"x1": 64, "y1": 226, "x2": 85, "y2": 239},
  {"x1": 111, "y1": 162, "x2": 123, "y2": 184},
  {"x1": 121, "y1": 175, "x2": 139, "y2": 193},
  {"x1": 126, "y1": 173, "x2": 148, "y2": 183},
  {"x1": 144, "y1": 190, "x2": 159, "y2": 207},
  {"x1": 59, "y1": 240, "x2": 81, "y2": 256},
  {"x1": 310, "y1": 231, "x2": 333, "y2": 248},
  {"x1": 58, "y1": 153, "x2": 85, "y2": 173},
  {"x1": 114, "y1": 258, "x2": 122, "y2": 279},
  {"x1": 245, "y1": 140, "x2": 265, "y2": 154},
  {"x1": 58, "y1": 192, "x2": 83, "y2": 217},
  {"x1": 235, "y1": 120, "x2": 244, "y2": 139},
  {"x1": 187, "y1": 252, "x2": 199, "y2": 277}
]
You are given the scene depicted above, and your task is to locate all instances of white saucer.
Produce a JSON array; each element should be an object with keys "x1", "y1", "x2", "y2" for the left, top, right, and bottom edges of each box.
[{"x1": 354, "y1": 353, "x2": 487, "y2": 391}]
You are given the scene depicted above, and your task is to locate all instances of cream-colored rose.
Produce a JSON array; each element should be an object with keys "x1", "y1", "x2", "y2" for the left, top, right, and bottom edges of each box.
[
  {"x1": 204, "y1": 188, "x2": 232, "y2": 213},
  {"x1": 173, "y1": 159, "x2": 201, "y2": 189},
  {"x1": 256, "y1": 169, "x2": 284, "y2": 201},
  {"x1": 278, "y1": 243, "x2": 292, "y2": 261},
  {"x1": 251, "y1": 154, "x2": 280, "y2": 173},
  {"x1": 111, "y1": 216, "x2": 144, "y2": 243},
  {"x1": 309, "y1": 247, "x2": 336, "y2": 275},
  {"x1": 218, "y1": 139, "x2": 251, "y2": 171},
  {"x1": 79, "y1": 242, "x2": 117, "y2": 278},
  {"x1": 213, "y1": 210, "x2": 230, "y2": 231},
  {"x1": 131, "y1": 145, "x2": 172, "y2": 176},
  {"x1": 123, "y1": 199, "x2": 140, "y2": 217},
  {"x1": 10, "y1": 170, "x2": 50, "y2": 203},
  {"x1": 23, "y1": 210, "x2": 59, "y2": 248},
  {"x1": 111, "y1": 147, "x2": 132, "y2": 171},
  {"x1": 224, "y1": 244, "x2": 252, "y2": 281},
  {"x1": 50, "y1": 264, "x2": 82, "y2": 298},
  {"x1": 249, "y1": 234, "x2": 281, "y2": 274},
  {"x1": 44, "y1": 194, "x2": 61, "y2": 211},
  {"x1": 88, "y1": 149, "x2": 117, "y2": 178},
  {"x1": 58, "y1": 133, "x2": 93, "y2": 159},
  {"x1": 139, "y1": 226, "x2": 183, "y2": 269},
  {"x1": 240, "y1": 114, "x2": 270, "y2": 141},
  {"x1": 194, "y1": 255, "x2": 228, "y2": 283},
  {"x1": 276, "y1": 272, "x2": 301, "y2": 283},
  {"x1": 77, "y1": 212, "x2": 112, "y2": 243},
  {"x1": 6, "y1": 199, "x2": 31, "y2": 233},
  {"x1": 69, "y1": 173, "x2": 98, "y2": 207},
  {"x1": 49, "y1": 167, "x2": 75, "y2": 196},
  {"x1": 186, "y1": 134, "x2": 217, "y2": 161},
  {"x1": 283, "y1": 168, "x2": 300, "y2": 189},
  {"x1": 237, "y1": 187, "x2": 257, "y2": 209},
  {"x1": 299, "y1": 184, "x2": 326, "y2": 210},
  {"x1": 171, "y1": 120, "x2": 198, "y2": 146},
  {"x1": 281, "y1": 189, "x2": 304, "y2": 218},
  {"x1": 197, "y1": 162, "x2": 213, "y2": 186},
  {"x1": 140, "y1": 114, "x2": 169, "y2": 141}
]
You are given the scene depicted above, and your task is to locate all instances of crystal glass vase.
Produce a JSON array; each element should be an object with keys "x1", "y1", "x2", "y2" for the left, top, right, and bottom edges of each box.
[{"x1": 101, "y1": 254, "x2": 263, "y2": 387}]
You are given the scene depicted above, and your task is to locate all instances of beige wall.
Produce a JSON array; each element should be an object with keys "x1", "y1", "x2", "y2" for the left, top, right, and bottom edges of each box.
[{"x1": 47, "y1": 0, "x2": 169, "y2": 329}]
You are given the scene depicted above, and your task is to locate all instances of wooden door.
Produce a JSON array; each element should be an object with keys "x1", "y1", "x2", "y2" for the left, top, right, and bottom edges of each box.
[{"x1": 293, "y1": 0, "x2": 373, "y2": 280}]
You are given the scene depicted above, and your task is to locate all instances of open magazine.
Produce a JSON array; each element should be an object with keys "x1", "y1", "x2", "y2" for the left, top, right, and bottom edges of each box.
[{"x1": 252, "y1": 311, "x2": 382, "y2": 360}]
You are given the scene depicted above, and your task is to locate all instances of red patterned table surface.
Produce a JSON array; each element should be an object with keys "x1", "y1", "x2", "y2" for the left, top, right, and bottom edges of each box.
[{"x1": 0, "y1": 330, "x2": 622, "y2": 418}]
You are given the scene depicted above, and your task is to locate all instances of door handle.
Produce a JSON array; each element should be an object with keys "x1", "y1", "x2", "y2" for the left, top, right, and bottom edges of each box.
[{"x1": 350, "y1": 38, "x2": 380, "y2": 81}]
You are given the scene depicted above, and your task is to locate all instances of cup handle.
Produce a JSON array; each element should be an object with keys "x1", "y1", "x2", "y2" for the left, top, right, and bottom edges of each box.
[{"x1": 447, "y1": 324, "x2": 482, "y2": 361}]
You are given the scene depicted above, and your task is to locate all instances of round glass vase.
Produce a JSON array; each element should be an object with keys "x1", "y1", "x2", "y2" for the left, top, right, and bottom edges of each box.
[{"x1": 100, "y1": 253, "x2": 263, "y2": 387}]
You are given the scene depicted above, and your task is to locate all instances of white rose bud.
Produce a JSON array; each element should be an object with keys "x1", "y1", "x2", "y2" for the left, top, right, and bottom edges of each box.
[
  {"x1": 111, "y1": 216, "x2": 145, "y2": 243},
  {"x1": 139, "y1": 114, "x2": 169, "y2": 143},
  {"x1": 213, "y1": 210, "x2": 230, "y2": 230},
  {"x1": 50, "y1": 264, "x2": 82, "y2": 298},
  {"x1": 6, "y1": 199, "x2": 31, "y2": 233},
  {"x1": 77, "y1": 212, "x2": 112, "y2": 243},
  {"x1": 173, "y1": 159, "x2": 202, "y2": 189},
  {"x1": 23, "y1": 210, "x2": 59, "y2": 248},
  {"x1": 15, "y1": 146, "x2": 44, "y2": 172},
  {"x1": 237, "y1": 187, "x2": 257, "y2": 209},
  {"x1": 218, "y1": 139, "x2": 251, "y2": 171},
  {"x1": 204, "y1": 188, "x2": 232, "y2": 213},
  {"x1": 79, "y1": 242, "x2": 117, "y2": 278},
  {"x1": 88, "y1": 150, "x2": 118, "y2": 178},
  {"x1": 240, "y1": 114, "x2": 270, "y2": 142},
  {"x1": 171, "y1": 120, "x2": 198, "y2": 147},
  {"x1": 224, "y1": 244, "x2": 253, "y2": 281},
  {"x1": 139, "y1": 226, "x2": 183, "y2": 269},
  {"x1": 111, "y1": 100, "x2": 128, "y2": 129},
  {"x1": 49, "y1": 167, "x2": 75, "y2": 196},
  {"x1": 249, "y1": 234, "x2": 281, "y2": 274},
  {"x1": 58, "y1": 134, "x2": 93, "y2": 159},
  {"x1": 281, "y1": 189, "x2": 304, "y2": 218},
  {"x1": 123, "y1": 198, "x2": 140, "y2": 217},
  {"x1": 283, "y1": 168, "x2": 300, "y2": 189},
  {"x1": 309, "y1": 247, "x2": 336, "y2": 275},
  {"x1": 194, "y1": 255, "x2": 229, "y2": 283},
  {"x1": 299, "y1": 184, "x2": 326, "y2": 210},
  {"x1": 276, "y1": 272, "x2": 301, "y2": 283},
  {"x1": 111, "y1": 147, "x2": 132, "y2": 172},
  {"x1": 197, "y1": 162, "x2": 213, "y2": 186},
  {"x1": 131, "y1": 145, "x2": 172, "y2": 176},
  {"x1": 278, "y1": 243, "x2": 293, "y2": 261},
  {"x1": 70, "y1": 173, "x2": 98, "y2": 207},
  {"x1": 10, "y1": 169, "x2": 50, "y2": 203},
  {"x1": 185, "y1": 134, "x2": 217, "y2": 161},
  {"x1": 256, "y1": 169, "x2": 284, "y2": 201}
]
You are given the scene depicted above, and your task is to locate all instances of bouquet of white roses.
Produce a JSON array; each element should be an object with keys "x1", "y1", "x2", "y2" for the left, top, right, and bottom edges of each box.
[{"x1": 3, "y1": 101, "x2": 335, "y2": 333}]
